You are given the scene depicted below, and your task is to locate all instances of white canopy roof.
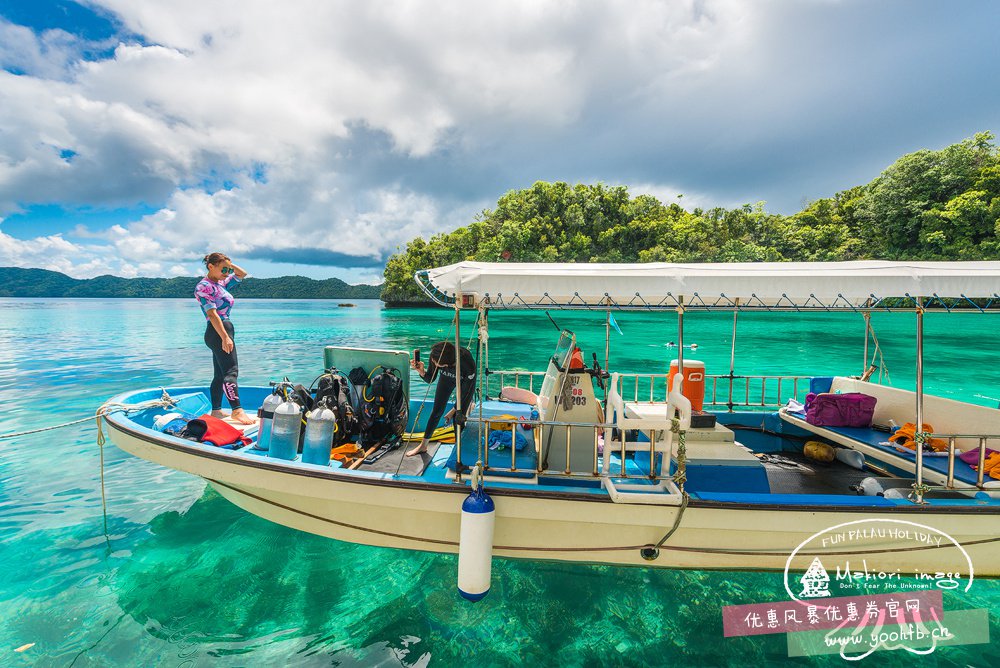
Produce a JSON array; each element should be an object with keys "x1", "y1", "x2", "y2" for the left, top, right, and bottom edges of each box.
[{"x1": 416, "y1": 261, "x2": 1000, "y2": 310}]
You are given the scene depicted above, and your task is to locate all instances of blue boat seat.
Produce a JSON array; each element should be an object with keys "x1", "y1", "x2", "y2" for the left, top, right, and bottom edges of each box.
[{"x1": 783, "y1": 411, "x2": 984, "y2": 486}]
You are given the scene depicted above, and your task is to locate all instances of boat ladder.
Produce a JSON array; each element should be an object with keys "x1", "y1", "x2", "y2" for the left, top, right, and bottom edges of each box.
[{"x1": 602, "y1": 476, "x2": 685, "y2": 505}]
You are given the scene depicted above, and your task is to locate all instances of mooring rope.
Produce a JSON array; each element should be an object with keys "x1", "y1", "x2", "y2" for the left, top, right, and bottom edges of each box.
[
  {"x1": 0, "y1": 391, "x2": 176, "y2": 442},
  {"x1": 0, "y1": 391, "x2": 178, "y2": 538},
  {"x1": 0, "y1": 415, "x2": 105, "y2": 440},
  {"x1": 94, "y1": 391, "x2": 177, "y2": 538}
]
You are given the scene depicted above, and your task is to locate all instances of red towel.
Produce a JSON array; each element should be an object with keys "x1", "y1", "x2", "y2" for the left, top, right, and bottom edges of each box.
[{"x1": 186, "y1": 414, "x2": 253, "y2": 448}]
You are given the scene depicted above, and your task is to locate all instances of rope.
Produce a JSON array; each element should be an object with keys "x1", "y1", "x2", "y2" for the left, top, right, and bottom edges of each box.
[
  {"x1": 0, "y1": 390, "x2": 183, "y2": 539},
  {"x1": 645, "y1": 416, "x2": 690, "y2": 551},
  {"x1": 671, "y1": 417, "x2": 687, "y2": 489},
  {"x1": 653, "y1": 490, "x2": 689, "y2": 549},
  {"x1": 1, "y1": 391, "x2": 177, "y2": 442},
  {"x1": 208, "y1": 478, "x2": 1000, "y2": 557},
  {"x1": 866, "y1": 314, "x2": 891, "y2": 384},
  {"x1": 393, "y1": 379, "x2": 436, "y2": 477},
  {"x1": 93, "y1": 391, "x2": 178, "y2": 538},
  {"x1": 96, "y1": 407, "x2": 109, "y2": 537},
  {"x1": 0, "y1": 415, "x2": 103, "y2": 440}
]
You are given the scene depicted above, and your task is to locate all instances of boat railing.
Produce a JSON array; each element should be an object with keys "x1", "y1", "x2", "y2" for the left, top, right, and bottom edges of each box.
[
  {"x1": 925, "y1": 432, "x2": 1000, "y2": 490},
  {"x1": 704, "y1": 374, "x2": 812, "y2": 411},
  {"x1": 487, "y1": 369, "x2": 810, "y2": 410},
  {"x1": 458, "y1": 415, "x2": 669, "y2": 482},
  {"x1": 487, "y1": 369, "x2": 548, "y2": 396}
]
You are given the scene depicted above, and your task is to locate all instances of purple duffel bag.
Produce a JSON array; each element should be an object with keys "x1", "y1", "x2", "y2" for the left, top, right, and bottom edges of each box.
[{"x1": 805, "y1": 392, "x2": 877, "y2": 428}]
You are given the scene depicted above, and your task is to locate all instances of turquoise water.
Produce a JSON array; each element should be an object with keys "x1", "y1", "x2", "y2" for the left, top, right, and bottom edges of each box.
[{"x1": 1, "y1": 298, "x2": 998, "y2": 666}]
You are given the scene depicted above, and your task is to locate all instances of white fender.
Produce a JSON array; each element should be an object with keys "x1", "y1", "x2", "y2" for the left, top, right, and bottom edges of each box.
[
  {"x1": 835, "y1": 448, "x2": 865, "y2": 470},
  {"x1": 854, "y1": 477, "x2": 886, "y2": 496},
  {"x1": 457, "y1": 484, "x2": 495, "y2": 601}
]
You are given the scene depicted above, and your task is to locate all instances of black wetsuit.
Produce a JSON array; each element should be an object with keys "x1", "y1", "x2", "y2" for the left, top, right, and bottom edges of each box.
[
  {"x1": 195, "y1": 275, "x2": 243, "y2": 411},
  {"x1": 204, "y1": 320, "x2": 241, "y2": 411},
  {"x1": 421, "y1": 347, "x2": 476, "y2": 439}
]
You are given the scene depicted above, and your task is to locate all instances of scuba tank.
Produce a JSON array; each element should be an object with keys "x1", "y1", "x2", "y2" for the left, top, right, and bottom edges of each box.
[
  {"x1": 255, "y1": 390, "x2": 284, "y2": 451},
  {"x1": 268, "y1": 398, "x2": 302, "y2": 460},
  {"x1": 302, "y1": 399, "x2": 337, "y2": 466}
]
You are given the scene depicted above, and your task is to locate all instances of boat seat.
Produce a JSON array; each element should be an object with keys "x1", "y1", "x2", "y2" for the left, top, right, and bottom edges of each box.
[
  {"x1": 779, "y1": 409, "x2": 989, "y2": 487},
  {"x1": 500, "y1": 385, "x2": 539, "y2": 405}
]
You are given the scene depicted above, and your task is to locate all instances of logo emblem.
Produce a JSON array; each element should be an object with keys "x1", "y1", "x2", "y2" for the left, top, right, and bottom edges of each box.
[{"x1": 799, "y1": 557, "x2": 832, "y2": 598}]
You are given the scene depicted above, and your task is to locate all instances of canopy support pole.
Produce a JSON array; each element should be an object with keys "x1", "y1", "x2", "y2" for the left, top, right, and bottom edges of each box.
[
  {"x1": 454, "y1": 304, "x2": 463, "y2": 483},
  {"x1": 604, "y1": 308, "x2": 611, "y2": 379},
  {"x1": 728, "y1": 301, "x2": 738, "y2": 412},
  {"x1": 677, "y1": 297, "x2": 685, "y2": 382},
  {"x1": 482, "y1": 306, "x2": 490, "y2": 396},
  {"x1": 478, "y1": 306, "x2": 488, "y2": 465},
  {"x1": 913, "y1": 302, "x2": 926, "y2": 504}
]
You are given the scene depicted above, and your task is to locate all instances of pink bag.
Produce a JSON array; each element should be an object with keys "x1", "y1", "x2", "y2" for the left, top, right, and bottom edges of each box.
[
  {"x1": 959, "y1": 447, "x2": 1000, "y2": 464},
  {"x1": 805, "y1": 392, "x2": 877, "y2": 428}
]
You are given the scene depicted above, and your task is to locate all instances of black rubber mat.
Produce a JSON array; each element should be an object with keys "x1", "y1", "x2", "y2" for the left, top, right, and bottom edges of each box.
[
  {"x1": 760, "y1": 451, "x2": 873, "y2": 495},
  {"x1": 358, "y1": 441, "x2": 441, "y2": 476}
]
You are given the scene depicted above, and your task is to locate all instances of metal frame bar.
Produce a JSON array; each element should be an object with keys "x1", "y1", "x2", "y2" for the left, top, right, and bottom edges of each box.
[
  {"x1": 485, "y1": 370, "x2": 810, "y2": 409},
  {"x1": 914, "y1": 303, "x2": 925, "y2": 503},
  {"x1": 454, "y1": 305, "x2": 464, "y2": 482}
]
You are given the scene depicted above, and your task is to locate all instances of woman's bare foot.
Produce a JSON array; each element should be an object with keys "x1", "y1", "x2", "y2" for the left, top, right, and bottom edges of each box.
[
  {"x1": 231, "y1": 409, "x2": 257, "y2": 425},
  {"x1": 211, "y1": 409, "x2": 230, "y2": 419},
  {"x1": 406, "y1": 441, "x2": 429, "y2": 457}
]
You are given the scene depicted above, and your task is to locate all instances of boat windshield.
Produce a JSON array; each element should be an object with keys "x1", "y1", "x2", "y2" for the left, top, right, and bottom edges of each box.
[{"x1": 538, "y1": 330, "x2": 575, "y2": 416}]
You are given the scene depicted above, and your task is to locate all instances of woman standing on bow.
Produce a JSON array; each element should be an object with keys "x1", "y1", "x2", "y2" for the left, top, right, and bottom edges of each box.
[{"x1": 194, "y1": 252, "x2": 255, "y2": 425}]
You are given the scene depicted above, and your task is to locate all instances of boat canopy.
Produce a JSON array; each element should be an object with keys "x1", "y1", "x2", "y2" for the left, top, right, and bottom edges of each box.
[{"x1": 415, "y1": 261, "x2": 1000, "y2": 311}]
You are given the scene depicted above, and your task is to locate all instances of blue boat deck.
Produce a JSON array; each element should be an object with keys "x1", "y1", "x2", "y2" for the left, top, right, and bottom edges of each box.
[{"x1": 108, "y1": 385, "x2": 1000, "y2": 509}]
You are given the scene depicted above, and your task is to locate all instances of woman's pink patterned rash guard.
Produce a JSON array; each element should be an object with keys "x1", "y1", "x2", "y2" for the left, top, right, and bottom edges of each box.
[{"x1": 194, "y1": 275, "x2": 241, "y2": 320}]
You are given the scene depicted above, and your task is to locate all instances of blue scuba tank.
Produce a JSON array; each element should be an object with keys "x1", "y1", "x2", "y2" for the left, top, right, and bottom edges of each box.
[
  {"x1": 301, "y1": 400, "x2": 337, "y2": 466},
  {"x1": 255, "y1": 391, "x2": 284, "y2": 451},
  {"x1": 268, "y1": 399, "x2": 302, "y2": 460}
]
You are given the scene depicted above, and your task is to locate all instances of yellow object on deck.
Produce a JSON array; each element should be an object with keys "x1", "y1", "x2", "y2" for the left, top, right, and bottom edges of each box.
[
  {"x1": 803, "y1": 440, "x2": 835, "y2": 463},
  {"x1": 402, "y1": 425, "x2": 455, "y2": 443}
]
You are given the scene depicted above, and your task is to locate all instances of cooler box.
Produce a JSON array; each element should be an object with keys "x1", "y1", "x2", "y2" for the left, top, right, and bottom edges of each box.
[{"x1": 668, "y1": 359, "x2": 706, "y2": 411}]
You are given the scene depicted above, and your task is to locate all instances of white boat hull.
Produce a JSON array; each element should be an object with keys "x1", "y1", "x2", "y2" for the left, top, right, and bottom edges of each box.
[{"x1": 107, "y1": 421, "x2": 1000, "y2": 576}]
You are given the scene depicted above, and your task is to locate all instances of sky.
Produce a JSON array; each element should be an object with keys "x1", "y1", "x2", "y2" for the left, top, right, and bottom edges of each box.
[{"x1": 0, "y1": 1, "x2": 998, "y2": 284}]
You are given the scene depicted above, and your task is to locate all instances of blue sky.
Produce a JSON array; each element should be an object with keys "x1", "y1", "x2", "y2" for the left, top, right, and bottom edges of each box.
[{"x1": 0, "y1": 0, "x2": 998, "y2": 283}]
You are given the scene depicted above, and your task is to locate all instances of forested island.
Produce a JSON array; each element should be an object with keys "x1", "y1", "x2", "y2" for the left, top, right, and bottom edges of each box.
[
  {"x1": 381, "y1": 132, "x2": 1000, "y2": 304},
  {"x1": 0, "y1": 267, "x2": 381, "y2": 299}
]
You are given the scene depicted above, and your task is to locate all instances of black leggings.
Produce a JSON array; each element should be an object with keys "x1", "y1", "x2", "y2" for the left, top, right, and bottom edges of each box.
[
  {"x1": 204, "y1": 320, "x2": 241, "y2": 411},
  {"x1": 423, "y1": 370, "x2": 476, "y2": 439}
]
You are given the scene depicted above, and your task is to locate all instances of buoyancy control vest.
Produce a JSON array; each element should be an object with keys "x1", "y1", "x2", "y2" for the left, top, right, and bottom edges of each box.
[
  {"x1": 313, "y1": 370, "x2": 358, "y2": 444},
  {"x1": 359, "y1": 366, "x2": 407, "y2": 448}
]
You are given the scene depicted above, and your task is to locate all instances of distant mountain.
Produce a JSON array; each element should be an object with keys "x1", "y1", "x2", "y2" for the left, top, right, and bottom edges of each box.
[{"x1": 0, "y1": 267, "x2": 382, "y2": 299}]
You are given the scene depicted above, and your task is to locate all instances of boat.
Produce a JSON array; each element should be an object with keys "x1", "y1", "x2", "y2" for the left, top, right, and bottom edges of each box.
[{"x1": 103, "y1": 261, "x2": 1000, "y2": 583}]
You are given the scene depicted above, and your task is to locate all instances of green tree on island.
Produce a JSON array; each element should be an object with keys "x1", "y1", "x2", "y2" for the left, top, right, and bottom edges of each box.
[{"x1": 381, "y1": 132, "x2": 1000, "y2": 304}]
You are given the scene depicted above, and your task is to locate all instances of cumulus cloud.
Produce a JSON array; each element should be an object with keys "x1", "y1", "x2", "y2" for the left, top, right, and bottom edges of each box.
[
  {"x1": 0, "y1": 0, "x2": 997, "y2": 278},
  {"x1": 0, "y1": 18, "x2": 88, "y2": 79},
  {"x1": 0, "y1": 228, "x2": 110, "y2": 276}
]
